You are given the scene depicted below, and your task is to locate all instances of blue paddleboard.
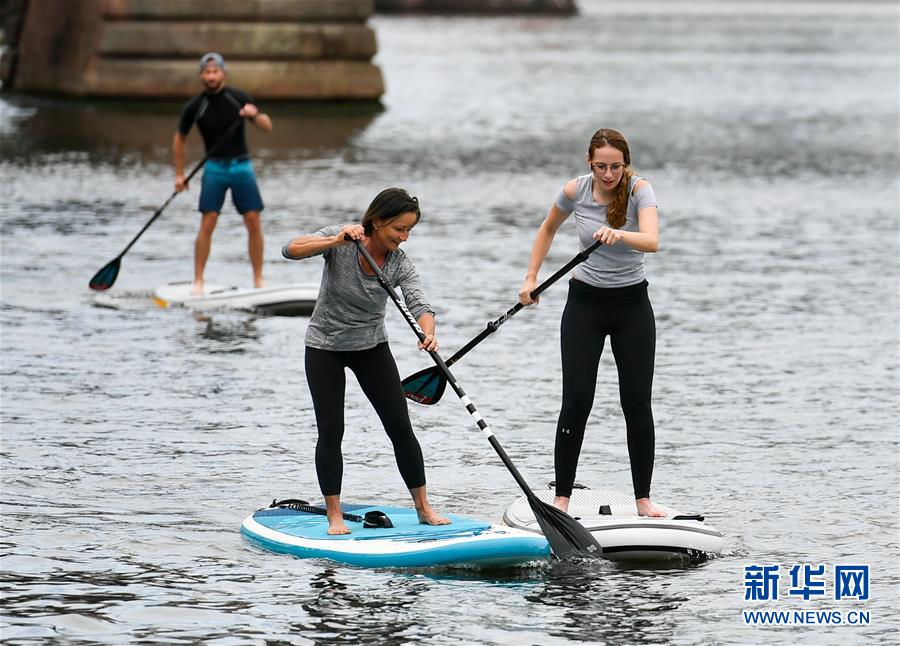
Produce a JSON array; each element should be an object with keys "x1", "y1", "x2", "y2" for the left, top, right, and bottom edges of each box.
[{"x1": 241, "y1": 502, "x2": 550, "y2": 568}]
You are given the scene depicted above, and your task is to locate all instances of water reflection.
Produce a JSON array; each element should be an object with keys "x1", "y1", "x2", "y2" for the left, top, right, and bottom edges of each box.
[
  {"x1": 412, "y1": 563, "x2": 550, "y2": 585},
  {"x1": 0, "y1": 95, "x2": 380, "y2": 163},
  {"x1": 525, "y1": 560, "x2": 687, "y2": 643},
  {"x1": 296, "y1": 567, "x2": 435, "y2": 643},
  {"x1": 193, "y1": 313, "x2": 260, "y2": 352}
]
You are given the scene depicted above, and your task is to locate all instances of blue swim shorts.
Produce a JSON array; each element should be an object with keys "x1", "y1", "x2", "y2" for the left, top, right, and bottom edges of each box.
[{"x1": 198, "y1": 158, "x2": 264, "y2": 214}]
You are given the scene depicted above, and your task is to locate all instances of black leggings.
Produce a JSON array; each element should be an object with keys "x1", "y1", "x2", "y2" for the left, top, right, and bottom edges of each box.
[
  {"x1": 555, "y1": 279, "x2": 656, "y2": 499},
  {"x1": 305, "y1": 342, "x2": 426, "y2": 496}
]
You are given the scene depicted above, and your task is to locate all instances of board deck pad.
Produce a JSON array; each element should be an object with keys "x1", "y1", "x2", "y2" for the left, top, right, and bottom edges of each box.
[
  {"x1": 242, "y1": 503, "x2": 550, "y2": 568},
  {"x1": 253, "y1": 505, "x2": 490, "y2": 541}
]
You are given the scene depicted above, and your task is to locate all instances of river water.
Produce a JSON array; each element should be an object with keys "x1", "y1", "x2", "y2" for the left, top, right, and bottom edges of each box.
[{"x1": 1, "y1": 1, "x2": 898, "y2": 643}]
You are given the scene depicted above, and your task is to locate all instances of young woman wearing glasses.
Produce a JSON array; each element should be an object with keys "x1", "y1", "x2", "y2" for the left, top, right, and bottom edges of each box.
[
  {"x1": 283, "y1": 188, "x2": 450, "y2": 535},
  {"x1": 518, "y1": 128, "x2": 665, "y2": 517}
]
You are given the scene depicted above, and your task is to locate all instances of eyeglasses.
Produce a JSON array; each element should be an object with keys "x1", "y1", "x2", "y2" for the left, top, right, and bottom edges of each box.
[{"x1": 589, "y1": 162, "x2": 625, "y2": 173}]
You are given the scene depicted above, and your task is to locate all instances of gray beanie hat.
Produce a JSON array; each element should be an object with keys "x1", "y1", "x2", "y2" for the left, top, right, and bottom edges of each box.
[{"x1": 199, "y1": 52, "x2": 225, "y2": 71}]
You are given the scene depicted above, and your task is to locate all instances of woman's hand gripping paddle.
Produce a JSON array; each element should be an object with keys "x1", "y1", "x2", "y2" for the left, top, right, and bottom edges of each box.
[
  {"x1": 402, "y1": 240, "x2": 602, "y2": 405},
  {"x1": 88, "y1": 119, "x2": 243, "y2": 291},
  {"x1": 350, "y1": 236, "x2": 601, "y2": 559}
]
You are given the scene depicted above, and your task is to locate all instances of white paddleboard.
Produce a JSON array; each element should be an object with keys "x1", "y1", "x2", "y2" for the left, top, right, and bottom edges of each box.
[
  {"x1": 503, "y1": 486, "x2": 724, "y2": 562},
  {"x1": 154, "y1": 281, "x2": 317, "y2": 316}
]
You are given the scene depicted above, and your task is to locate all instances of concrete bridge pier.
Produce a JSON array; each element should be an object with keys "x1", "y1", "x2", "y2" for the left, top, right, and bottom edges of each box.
[{"x1": 1, "y1": 0, "x2": 384, "y2": 101}]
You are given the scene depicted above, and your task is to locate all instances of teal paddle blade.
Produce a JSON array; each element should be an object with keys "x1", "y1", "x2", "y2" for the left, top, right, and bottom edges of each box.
[
  {"x1": 402, "y1": 366, "x2": 446, "y2": 405},
  {"x1": 89, "y1": 258, "x2": 121, "y2": 291}
]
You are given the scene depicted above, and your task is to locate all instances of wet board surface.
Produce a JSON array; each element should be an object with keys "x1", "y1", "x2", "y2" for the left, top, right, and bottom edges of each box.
[
  {"x1": 242, "y1": 502, "x2": 550, "y2": 568},
  {"x1": 154, "y1": 281, "x2": 318, "y2": 316}
]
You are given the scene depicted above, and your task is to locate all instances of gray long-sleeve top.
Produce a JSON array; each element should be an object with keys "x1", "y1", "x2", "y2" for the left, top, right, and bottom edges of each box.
[{"x1": 283, "y1": 224, "x2": 435, "y2": 351}]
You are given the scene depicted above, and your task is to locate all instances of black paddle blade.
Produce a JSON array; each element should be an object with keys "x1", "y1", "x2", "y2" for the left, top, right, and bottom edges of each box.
[
  {"x1": 530, "y1": 497, "x2": 602, "y2": 560},
  {"x1": 89, "y1": 258, "x2": 121, "y2": 291},
  {"x1": 401, "y1": 366, "x2": 446, "y2": 405}
]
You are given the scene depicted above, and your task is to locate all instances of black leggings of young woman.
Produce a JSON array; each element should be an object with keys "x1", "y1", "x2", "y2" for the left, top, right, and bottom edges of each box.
[
  {"x1": 555, "y1": 279, "x2": 656, "y2": 500},
  {"x1": 305, "y1": 342, "x2": 426, "y2": 496}
]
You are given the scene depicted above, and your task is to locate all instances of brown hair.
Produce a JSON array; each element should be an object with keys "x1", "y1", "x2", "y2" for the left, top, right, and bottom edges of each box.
[
  {"x1": 361, "y1": 188, "x2": 421, "y2": 235},
  {"x1": 588, "y1": 128, "x2": 634, "y2": 229}
]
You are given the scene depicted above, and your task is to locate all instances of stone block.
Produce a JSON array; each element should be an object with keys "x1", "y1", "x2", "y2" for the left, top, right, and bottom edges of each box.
[
  {"x1": 13, "y1": 0, "x2": 106, "y2": 94},
  {"x1": 103, "y1": 0, "x2": 375, "y2": 22},
  {"x1": 83, "y1": 59, "x2": 384, "y2": 100},
  {"x1": 374, "y1": 0, "x2": 575, "y2": 12},
  {"x1": 98, "y1": 21, "x2": 376, "y2": 60},
  {"x1": 0, "y1": 51, "x2": 15, "y2": 86}
]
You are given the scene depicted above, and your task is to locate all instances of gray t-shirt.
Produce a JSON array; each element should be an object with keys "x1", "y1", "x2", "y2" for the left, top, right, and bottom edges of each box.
[
  {"x1": 283, "y1": 224, "x2": 434, "y2": 351},
  {"x1": 554, "y1": 174, "x2": 658, "y2": 288}
]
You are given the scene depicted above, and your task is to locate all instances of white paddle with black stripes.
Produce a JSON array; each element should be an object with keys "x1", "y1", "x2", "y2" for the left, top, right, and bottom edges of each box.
[{"x1": 350, "y1": 236, "x2": 601, "y2": 559}]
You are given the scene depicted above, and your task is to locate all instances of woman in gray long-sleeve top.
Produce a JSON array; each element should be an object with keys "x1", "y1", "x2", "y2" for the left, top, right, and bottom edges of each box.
[{"x1": 283, "y1": 188, "x2": 450, "y2": 535}]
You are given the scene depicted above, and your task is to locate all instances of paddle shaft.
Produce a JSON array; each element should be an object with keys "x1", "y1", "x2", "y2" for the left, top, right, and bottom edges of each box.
[
  {"x1": 351, "y1": 239, "x2": 540, "y2": 497},
  {"x1": 112, "y1": 119, "x2": 243, "y2": 260},
  {"x1": 399, "y1": 240, "x2": 603, "y2": 403},
  {"x1": 442, "y1": 239, "x2": 602, "y2": 368}
]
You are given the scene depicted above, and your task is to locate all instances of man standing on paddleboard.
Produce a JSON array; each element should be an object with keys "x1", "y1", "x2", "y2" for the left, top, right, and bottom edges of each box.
[{"x1": 172, "y1": 52, "x2": 273, "y2": 295}]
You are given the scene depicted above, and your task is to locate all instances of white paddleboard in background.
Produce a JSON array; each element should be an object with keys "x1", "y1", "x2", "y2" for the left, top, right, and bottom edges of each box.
[
  {"x1": 154, "y1": 281, "x2": 318, "y2": 317},
  {"x1": 503, "y1": 486, "x2": 724, "y2": 562}
]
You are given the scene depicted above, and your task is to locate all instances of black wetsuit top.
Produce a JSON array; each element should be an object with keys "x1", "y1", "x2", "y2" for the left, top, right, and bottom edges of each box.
[{"x1": 177, "y1": 87, "x2": 254, "y2": 160}]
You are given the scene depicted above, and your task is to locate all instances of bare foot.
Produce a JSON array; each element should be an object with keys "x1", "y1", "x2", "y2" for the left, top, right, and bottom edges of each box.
[
  {"x1": 254, "y1": 278, "x2": 266, "y2": 289},
  {"x1": 327, "y1": 520, "x2": 351, "y2": 535},
  {"x1": 324, "y1": 495, "x2": 350, "y2": 534},
  {"x1": 553, "y1": 496, "x2": 570, "y2": 513},
  {"x1": 636, "y1": 498, "x2": 666, "y2": 517},
  {"x1": 190, "y1": 281, "x2": 204, "y2": 296},
  {"x1": 417, "y1": 507, "x2": 451, "y2": 526}
]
